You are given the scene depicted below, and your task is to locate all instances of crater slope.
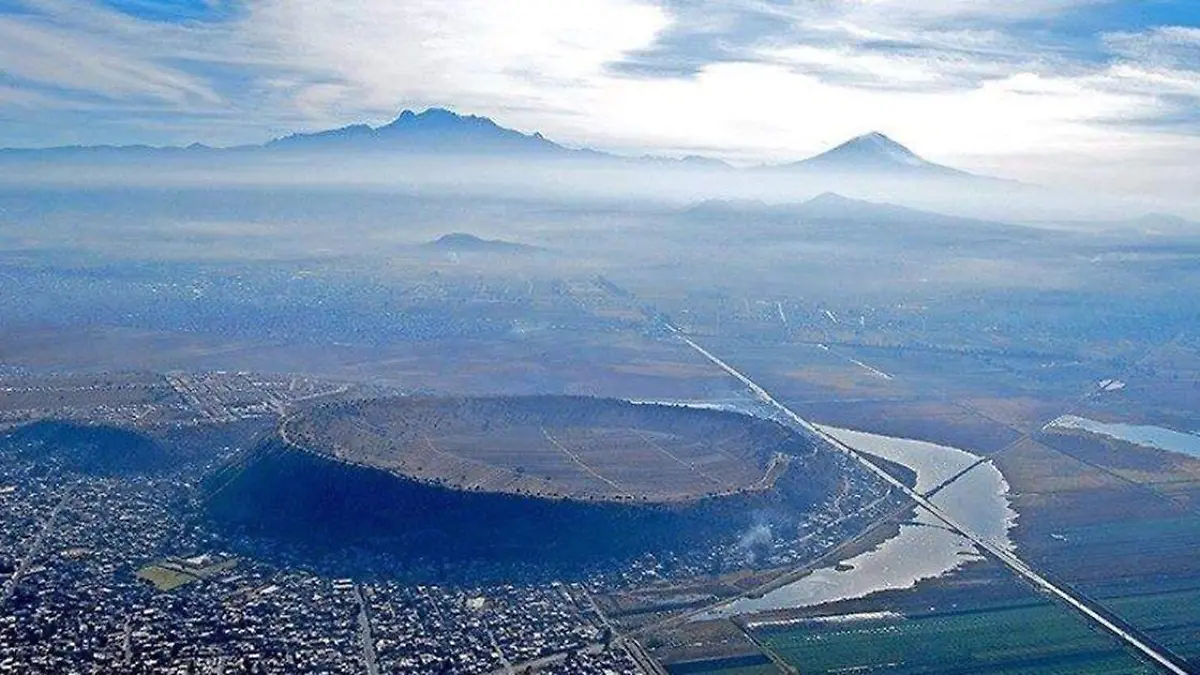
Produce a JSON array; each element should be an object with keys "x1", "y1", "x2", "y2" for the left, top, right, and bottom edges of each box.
[{"x1": 205, "y1": 396, "x2": 848, "y2": 575}]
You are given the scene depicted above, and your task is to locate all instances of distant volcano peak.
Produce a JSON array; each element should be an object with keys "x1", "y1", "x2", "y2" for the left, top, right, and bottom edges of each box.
[
  {"x1": 819, "y1": 131, "x2": 925, "y2": 167},
  {"x1": 806, "y1": 191, "x2": 859, "y2": 205},
  {"x1": 851, "y1": 131, "x2": 900, "y2": 144},
  {"x1": 777, "y1": 129, "x2": 977, "y2": 179}
]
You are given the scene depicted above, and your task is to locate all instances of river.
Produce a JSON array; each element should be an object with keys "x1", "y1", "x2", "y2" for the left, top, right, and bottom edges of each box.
[{"x1": 700, "y1": 426, "x2": 1016, "y2": 618}]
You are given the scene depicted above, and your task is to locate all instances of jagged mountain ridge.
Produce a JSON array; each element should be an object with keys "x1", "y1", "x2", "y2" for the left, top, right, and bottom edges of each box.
[
  {"x1": 0, "y1": 107, "x2": 986, "y2": 179},
  {"x1": 266, "y1": 108, "x2": 567, "y2": 155}
]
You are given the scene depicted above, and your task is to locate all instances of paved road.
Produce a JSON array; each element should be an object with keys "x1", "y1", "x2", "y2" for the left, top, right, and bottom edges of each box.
[
  {"x1": 122, "y1": 615, "x2": 132, "y2": 667},
  {"x1": 671, "y1": 329, "x2": 1193, "y2": 675},
  {"x1": 1, "y1": 485, "x2": 75, "y2": 609},
  {"x1": 353, "y1": 585, "x2": 380, "y2": 675}
]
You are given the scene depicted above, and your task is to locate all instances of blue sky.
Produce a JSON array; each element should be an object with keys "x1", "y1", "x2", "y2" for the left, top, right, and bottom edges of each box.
[
  {"x1": 96, "y1": 0, "x2": 238, "y2": 23},
  {"x1": 0, "y1": 0, "x2": 1198, "y2": 189}
]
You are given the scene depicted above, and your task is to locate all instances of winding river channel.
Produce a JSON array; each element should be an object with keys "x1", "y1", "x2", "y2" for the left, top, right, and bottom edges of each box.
[{"x1": 701, "y1": 426, "x2": 1017, "y2": 618}]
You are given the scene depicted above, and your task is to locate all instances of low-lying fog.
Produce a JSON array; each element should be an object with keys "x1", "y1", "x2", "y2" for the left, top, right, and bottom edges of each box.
[
  {"x1": 2, "y1": 151, "x2": 1198, "y2": 381},
  {"x1": 3, "y1": 152, "x2": 1198, "y2": 225}
]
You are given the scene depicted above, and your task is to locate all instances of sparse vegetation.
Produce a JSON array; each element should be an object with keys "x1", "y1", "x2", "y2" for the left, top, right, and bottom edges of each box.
[{"x1": 284, "y1": 396, "x2": 811, "y2": 503}]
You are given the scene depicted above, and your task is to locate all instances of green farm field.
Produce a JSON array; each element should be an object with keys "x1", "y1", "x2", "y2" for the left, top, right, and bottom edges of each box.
[
  {"x1": 755, "y1": 600, "x2": 1155, "y2": 675},
  {"x1": 1095, "y1": 585, "x2": 1200, "y2": 668},
  {"x1": 664, "y1": 654, "x2": 779, "y2": 675},
  {"x1": 672, "y1": 666, "x2": 778, "y2": 675}
]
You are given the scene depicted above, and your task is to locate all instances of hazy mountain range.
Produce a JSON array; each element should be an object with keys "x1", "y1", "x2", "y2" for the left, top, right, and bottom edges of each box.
[
  {"x1": 0, "y1": 107, "x2": 991, "y2": 181},
  {"x1": 267, "y1": 108, "x2": 569, "y2": 157},
  {"x1": 679, "y1": 191, "x2": 1046, "y2": 246},
  {"x1": 9, "y1": 107, "x2": 1190, "y2": 225}
]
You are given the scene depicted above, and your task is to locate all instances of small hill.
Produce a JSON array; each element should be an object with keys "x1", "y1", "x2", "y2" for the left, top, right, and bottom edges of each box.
[
  {"x1": 424, "y1": 232, "x2": 539, "y2": 253},
  {"x1": 677, "y1": 192, "x2": 1043, "y2": 248},
  {"x1": 0, "y1": 421, "x2": 167, "y2": 476},
  {"x1": 795, "y1": 191, "x2": 969, "y2": 223}
]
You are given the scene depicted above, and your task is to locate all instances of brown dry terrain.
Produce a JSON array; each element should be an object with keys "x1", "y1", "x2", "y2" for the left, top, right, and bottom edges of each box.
[
  {"x1": 0, "y1": 324, "x2": 728, "y2": 403},
  {"x1": 283, "y1": 396, "x2": 803, "y2": 503}
]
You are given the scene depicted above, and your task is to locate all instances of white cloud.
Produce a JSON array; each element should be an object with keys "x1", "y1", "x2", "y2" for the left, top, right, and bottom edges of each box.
[
  {"x1": 546, "y1": 61, "x2": 1150, "y2": 168},
  {"x1": 0, "y1": 83, "x2": 58, "y2": 107},
  {"x1": 211, "y1": 0, "x2": 1149, "y2": 171},
  {"x1": 1106, "y1": 25, "x2": 1200, "y2": 68},
  {"x1": 762, "y1": 41, "x2": 1010, "y2": 89},
  {"x1": 837, "y1": 0, "x2": 1107, "y2": 22},
  {"x1": 0, "y1": 9, "x2": 219, "y2": 104},
  {"x1": 240, "y1": 0, "x2": 670, "y2": 128}
]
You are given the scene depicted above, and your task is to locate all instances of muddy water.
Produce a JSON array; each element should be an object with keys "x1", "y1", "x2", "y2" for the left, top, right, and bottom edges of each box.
[{"x1": 701, "y1": 427, "x2": 1015, "y2": 618}]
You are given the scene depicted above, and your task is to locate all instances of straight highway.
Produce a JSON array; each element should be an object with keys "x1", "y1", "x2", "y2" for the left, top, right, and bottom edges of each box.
[{"x1": 671, "y1": 329, "x2": 1194, "y2": 675}]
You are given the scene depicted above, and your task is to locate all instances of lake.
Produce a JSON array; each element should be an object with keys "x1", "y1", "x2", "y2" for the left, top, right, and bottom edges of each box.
[{"x1": 1045, "y1": 415, "x2": 1200, "y2": 459}]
